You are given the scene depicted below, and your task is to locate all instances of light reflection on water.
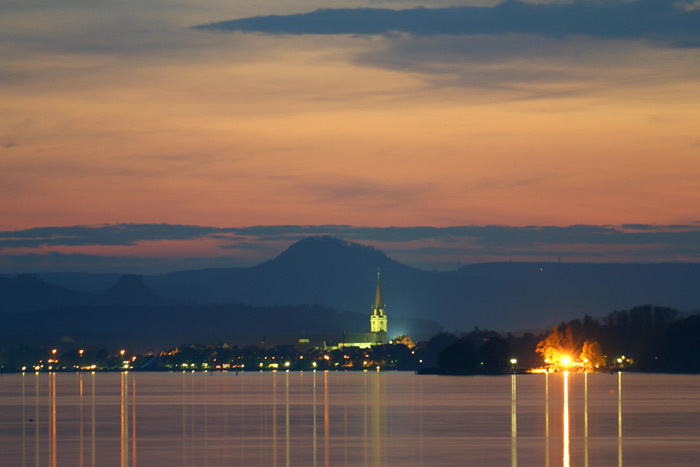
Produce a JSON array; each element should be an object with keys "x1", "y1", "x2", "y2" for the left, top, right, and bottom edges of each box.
[
  {"x1": 2, "y1": 371, "x2": 700, "y2": 465},
  {"x1": 563, "y1": 371, "x2": 570, "y2": 467}
]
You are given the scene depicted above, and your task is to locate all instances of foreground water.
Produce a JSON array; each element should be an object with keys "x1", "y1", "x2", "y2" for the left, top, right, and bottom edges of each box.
[{"x1": 1, "y1": 371, "x2": 700, "y2": 466}]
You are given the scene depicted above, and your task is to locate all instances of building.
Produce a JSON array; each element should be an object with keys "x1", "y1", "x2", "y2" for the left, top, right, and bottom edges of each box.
[
  {"x1": 338, "y1": 272, "x2": 388, "y2": 349},
  {"x1": 370, "y1": 271, "x2": 388, "y2": 334}
]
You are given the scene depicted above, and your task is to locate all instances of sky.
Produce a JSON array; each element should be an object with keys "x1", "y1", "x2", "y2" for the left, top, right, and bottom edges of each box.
[{"x1": 1, "y1": 0, "x2": 699, "y2": 273}]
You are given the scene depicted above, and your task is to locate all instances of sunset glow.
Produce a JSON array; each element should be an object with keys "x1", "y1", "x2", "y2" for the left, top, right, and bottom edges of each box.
[{"x1": 1, "y1": 0, "x2": 699, "y2": 271}]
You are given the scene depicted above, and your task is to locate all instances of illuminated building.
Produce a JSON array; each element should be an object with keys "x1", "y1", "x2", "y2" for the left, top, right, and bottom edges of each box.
[
  {"x1": 370, "y1": 271, "x2": 388, "y2": 334},
  {"x1": 339, "y1": 271, "x2": 388, "y2": 349}
]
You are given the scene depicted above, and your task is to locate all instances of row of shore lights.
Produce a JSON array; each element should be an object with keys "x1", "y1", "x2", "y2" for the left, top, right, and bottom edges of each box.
[{"x1": 24, "y1": 348, "x2": 132, "y2": 372}]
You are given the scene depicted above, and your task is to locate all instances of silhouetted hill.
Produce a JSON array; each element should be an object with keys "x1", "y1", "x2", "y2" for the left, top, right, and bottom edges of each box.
[
  {"x1": 0, "y1": 273, "x2": 179, "y2": 314},
  {"x1": 37, "y1": 272, "x2": 122, "y2": 294},
  {"x1": 29, "y1": 236, "x2": 700, "y2": 332},
  {"x1": 141, "y1": 237, "x2": 700, "y2": 331},
  {"x1": 102, "y1": 274, "x2": 177, "y2": 307},
  {"x1": 0, "y1": 274, "x2": 97, "y2": 314},
  {"x1": 144, "y1": 236, "x2": 437, "y2": 336}
]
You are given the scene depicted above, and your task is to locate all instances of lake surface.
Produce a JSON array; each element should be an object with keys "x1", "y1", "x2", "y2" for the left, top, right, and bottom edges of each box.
[{"x1": 1, "y1": 371, "x2": 700, "y2": 466}]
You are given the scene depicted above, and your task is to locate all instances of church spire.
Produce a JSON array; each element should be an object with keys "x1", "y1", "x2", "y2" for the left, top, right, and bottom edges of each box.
[
  {"x1": 370, "y1": 269, "x2": 387, "y2": 337},
  {"x1": 374, "y1": 270, "x2": 383, "y2": 310}
]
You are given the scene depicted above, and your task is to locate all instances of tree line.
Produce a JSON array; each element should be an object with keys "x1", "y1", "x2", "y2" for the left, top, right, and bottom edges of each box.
[
  {"x1": 433, "y1": 305, "x2": 700, "y2": 374},
  {"x1": 1, "y1": 305, "x2": 699, "y2": 374}
]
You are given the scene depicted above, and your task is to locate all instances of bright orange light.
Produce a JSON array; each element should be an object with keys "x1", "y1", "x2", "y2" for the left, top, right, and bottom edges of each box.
[
  {"x1": 120, "y1": 350, "x2": 125, "y2": 356},
  {"x1": 561, "y1": 356, "x2": 571, "y2": 366},
  {"x1": 52, "y1": 349, "x2": 57, "y2": 355}
]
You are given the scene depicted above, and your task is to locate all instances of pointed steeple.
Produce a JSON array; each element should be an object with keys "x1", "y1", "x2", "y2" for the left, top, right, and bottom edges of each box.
[
  {"x1": 370, "y1": 270, "x2": 388, "y2": 337},
  {"x1": 374, "y1": 270, "x2": 383, "y2": 310}
]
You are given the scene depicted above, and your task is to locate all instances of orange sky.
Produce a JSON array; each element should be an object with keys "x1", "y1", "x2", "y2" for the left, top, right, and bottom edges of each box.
[{"x1": 1, "y1": 1, "x2": 699, "y2": 262}]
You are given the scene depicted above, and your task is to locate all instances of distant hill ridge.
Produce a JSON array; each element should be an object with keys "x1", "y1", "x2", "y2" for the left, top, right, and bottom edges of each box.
[
  {"x1": 2, "y1": 236, "x2": 699, "y2": 331},
  {"x1": 102, "y1": 274, "x2": 175, "y2": 307}
]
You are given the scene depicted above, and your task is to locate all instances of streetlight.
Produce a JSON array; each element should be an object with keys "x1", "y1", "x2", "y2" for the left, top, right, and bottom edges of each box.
[{"x1": 510, "y1": 358, "x2": 517, "y2": 373}]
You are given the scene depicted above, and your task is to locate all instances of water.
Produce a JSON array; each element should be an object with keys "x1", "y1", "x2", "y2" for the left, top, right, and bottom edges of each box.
[{"x1": 1, "y1": 371, "x2": 700, "y2": 466}]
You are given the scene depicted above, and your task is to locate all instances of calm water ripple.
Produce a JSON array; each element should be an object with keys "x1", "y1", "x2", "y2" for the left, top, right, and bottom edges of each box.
[{"x1": 1, "y1": 371, "x2": 700, "y2": 466}]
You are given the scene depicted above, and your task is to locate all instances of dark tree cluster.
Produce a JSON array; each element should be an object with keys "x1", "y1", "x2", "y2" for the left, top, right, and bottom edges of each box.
[
  {"x1": 425, "y1": 305, "x2": 700, "y2": 375},
  {"x1": 528, "y1": 305, "x2": 700, "y2": 372},
  {"x1": 552, "y1": 305, "x2": 689, "y2": 371},
  {"x1": 432, "y1": 329, "x2": 512, "y2": 375},
  {"x1": 2, "y1": 305, "x2": 699, "y2": 375}
]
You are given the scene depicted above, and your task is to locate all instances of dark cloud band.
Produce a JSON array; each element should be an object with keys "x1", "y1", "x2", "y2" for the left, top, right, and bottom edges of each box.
[
  {"x1": 2, "y1": 222, "x2": 700, "y2": 249},
  {"x1": 196, "y1": 1, "x2": 700, "y2": 45}
]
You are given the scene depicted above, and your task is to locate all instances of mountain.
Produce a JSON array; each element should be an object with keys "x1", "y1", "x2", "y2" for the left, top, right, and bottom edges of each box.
[
  {"x1": 148, "y1": 236, "x2": 424, "y2": 306},
  {"x1": 22, "y1": 236, "x2": 700, "y2": 332},
  {"x1": 102, "y1": 274, "x2": 177, "y2": 307},
  {"x1": 0, "y1": 273, "x2": 178, "y2": 314},
  {"x1": 0, "y1": 274, "x2": 97, "y2": 314},
  {"x1": 144, "y1": 236, "x2": 700, "y2": 331},
  {"x1": 36, "y1": 272, "x2": 123, "y2": 294}
]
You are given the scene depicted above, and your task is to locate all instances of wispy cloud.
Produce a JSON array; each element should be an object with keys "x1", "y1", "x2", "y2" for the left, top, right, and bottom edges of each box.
[
  {"x1": 0, "y1": 224, "x2": 221, "y2": 248},
  {"x1": 0, "y1": 251, "x2": 249, "y2": 274},
  {"x1": 197, "y1": 1, "x2": 700, "y2": 45},
  {"x1": 2, "y1": 222, "x2": 700, "y2": 273}
]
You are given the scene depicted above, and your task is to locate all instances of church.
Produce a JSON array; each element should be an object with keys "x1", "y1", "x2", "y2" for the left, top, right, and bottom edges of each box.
[{"x1": 338, "y1": 272, "x2": 388, "y2": 349}]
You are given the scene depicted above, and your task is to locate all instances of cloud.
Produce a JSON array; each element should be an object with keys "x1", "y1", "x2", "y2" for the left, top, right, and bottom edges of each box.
[
  {"x1": 4, "y1": 223, "x2": 700, "y2": 249},
  {"x1": 0, "y1": 224, "x2": 221, "y2": 248},
  {"x1": 0, "y1": 251, "x2": 250, "y2": 274},
  {"x1": 197, "y1": 1, "x2": 700, "y2": 45}
]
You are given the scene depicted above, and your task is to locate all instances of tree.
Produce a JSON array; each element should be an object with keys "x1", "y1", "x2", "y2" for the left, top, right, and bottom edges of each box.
[
  {"x1": 536, "y1": 326, "x2": 564, "y2": 363},
  {"x1": 580, "y1": 339, "x2": 605, "y2": 369},
  {"x1": 423, "y1": 332, "x2": 457, "y2": 367},
  {"x1": 536, "y1": 325, "x2": 578, "y2": 369},
  {"x1": 658, "y1": 315, "x2": 700, "y2": 373},
  {"x1": 437, "y1": 336, "x2": 477, "y2": 374},
  {"x1": 477, "y1": 337, "x2": 511, "y2": 374}
]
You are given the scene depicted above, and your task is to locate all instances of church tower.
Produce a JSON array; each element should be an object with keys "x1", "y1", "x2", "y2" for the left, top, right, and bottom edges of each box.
[{"x1": 370, "y1": 271, "x2": 388, "y2": 334}]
